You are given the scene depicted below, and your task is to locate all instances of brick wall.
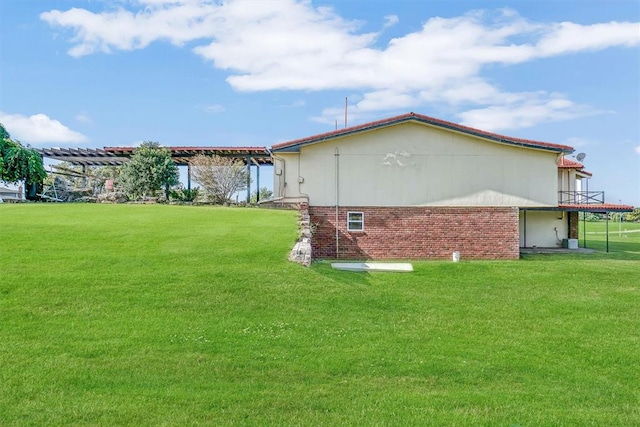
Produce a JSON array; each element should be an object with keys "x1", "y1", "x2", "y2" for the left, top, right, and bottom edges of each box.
[
  {"x1": 309, "y1": 206, "x2": 520, "y2": 260},
  {"x1": 568, "y1": 211, "x2": 579, "y2": 239}
]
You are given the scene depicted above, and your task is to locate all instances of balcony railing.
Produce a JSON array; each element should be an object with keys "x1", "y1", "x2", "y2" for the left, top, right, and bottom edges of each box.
[{"x1": 558, "y1": 191, "x2": 604, "y2": 205}]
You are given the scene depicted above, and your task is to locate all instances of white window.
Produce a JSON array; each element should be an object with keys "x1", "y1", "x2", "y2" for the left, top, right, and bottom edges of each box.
[{"x1": 347, "y1": 211, "x2": 364, "y2": 231}]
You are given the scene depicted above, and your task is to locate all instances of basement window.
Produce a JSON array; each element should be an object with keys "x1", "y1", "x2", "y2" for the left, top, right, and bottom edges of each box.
[{"x1": 347, "y1": 211, "x2": 364, "y2": 231}]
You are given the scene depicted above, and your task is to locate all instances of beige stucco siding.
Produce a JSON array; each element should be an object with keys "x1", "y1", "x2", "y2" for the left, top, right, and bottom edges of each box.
[
  {"x1": 558, "y1": 169, "x2": 577, "y2": 193},
  {"x1": 275, "y1": 122, "x2": 559, "y2": 207},
  {"x1": 519, "y1": 210, "x2": 568, "y2": 247}
]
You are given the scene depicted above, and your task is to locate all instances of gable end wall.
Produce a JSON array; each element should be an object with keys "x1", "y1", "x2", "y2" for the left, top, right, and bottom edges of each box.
[{"x1": 310, "y1": 206, "x2": 520, "y2": 260}]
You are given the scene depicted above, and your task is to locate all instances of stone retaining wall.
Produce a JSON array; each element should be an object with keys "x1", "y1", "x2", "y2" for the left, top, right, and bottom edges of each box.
[{"x1": 288, "y1": 202, "x2": 312, "y2": 266}]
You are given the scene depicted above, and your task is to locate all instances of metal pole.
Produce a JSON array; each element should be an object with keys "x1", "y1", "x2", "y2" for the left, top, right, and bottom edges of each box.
[
  {"x1": 606, "y1": 212, "x2": 609, "y2": 253},
  {"x1": 256, "y1": 164, "x2": 260, "y2": 203},
  {"x1": 619, "y1": 201, "x2": 622, "y2": 238},
  {"x1": 582, "y1": 211, "x2": 586, "y2": 248},
  {"x1": 344, "y1": 97, "x2": 348, "y2": 128},
  {"x1": 187, "y1": 163, "x2": 191, "y2": 191},
  {"x1": 335, "y1": 147, "x2": 339, "y2": 259},
  {"x1": 246, "y1": 156, "x2": 251, "y2": 203},
  {"x1": 523, "y1": 209, "x2": 527, "y2": 248}
]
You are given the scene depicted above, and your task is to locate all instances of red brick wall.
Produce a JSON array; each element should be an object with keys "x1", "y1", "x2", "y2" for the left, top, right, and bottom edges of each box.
[{"x1": 309, "y1": 206, "x2": 520, "y2": 260}]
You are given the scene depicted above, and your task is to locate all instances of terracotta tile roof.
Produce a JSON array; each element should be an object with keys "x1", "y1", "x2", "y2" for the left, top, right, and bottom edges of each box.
[
  {"x1": 558, "y1": 156, "x2": 592, "y2": 177},
  {"x1": 558, "y1": 157, "x2": 584, "y2": 168},
  {"x1": 272, "y1": 112, "x2": 574, "y2": 153},
  {"x1": 559, "y1": 203, "x2": 635, "y2": 212}
]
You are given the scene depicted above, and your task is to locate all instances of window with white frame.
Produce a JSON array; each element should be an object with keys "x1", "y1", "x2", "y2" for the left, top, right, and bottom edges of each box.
[{"x1": 347, "y1": 211, "x2": 364, "y2": 231}]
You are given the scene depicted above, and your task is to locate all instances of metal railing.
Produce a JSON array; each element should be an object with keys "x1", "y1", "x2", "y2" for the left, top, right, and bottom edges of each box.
[{"x1": 558, "y1": 191, "x2": 604, "y2": 205}]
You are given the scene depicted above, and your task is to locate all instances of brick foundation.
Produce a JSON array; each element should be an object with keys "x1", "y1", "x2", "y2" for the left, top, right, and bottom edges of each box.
[{"x1": 309, "y1": 206, "x2": 520, "y2": 260}]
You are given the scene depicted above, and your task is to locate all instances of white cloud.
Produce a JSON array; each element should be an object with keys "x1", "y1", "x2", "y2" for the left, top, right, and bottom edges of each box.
[
  {"x1": 383, "y1": 15, "x2": 399, "y2": 29},
  {"x1": 40, "y1": 1, "x2": 221, "y2": 57},
  {"x1": 279, "y1": 99, "x2": 306, "y2": 108},
  {"x1": 40, "y1": 1, "x2": 640, "y2": 130},
  {"x1": 635, "y1": 145, "x2": 640, "y2": 155},
  {"x1": 0, "y1": 112, "x2": 88, "y2": 145},
  {"x1": 534, "y1": 21, "x2": 640, "y2": 57},
  {"x1": 203, "y1": 104, "x2": 225, "y2": 113},
  {"x1": 564, "y1": 137, "x2": 593, "y2": 149},
  {"x1": 75, "y1": 112, "x2": 93, "y2": 123},
  {"x1": 458, "y1": 95, "x2": 599, "y2": 131}
]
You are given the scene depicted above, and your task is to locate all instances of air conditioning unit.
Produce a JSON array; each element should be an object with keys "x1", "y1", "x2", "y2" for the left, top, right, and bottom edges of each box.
[{"x1": 562, "y1": 238, "x2": 579, "y2": 249}]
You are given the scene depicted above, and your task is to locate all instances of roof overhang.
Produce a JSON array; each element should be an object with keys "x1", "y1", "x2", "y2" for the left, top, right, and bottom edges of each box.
[
  {"x1": 272, "y1": 112, "x2": 574, "y2": 154},
  {"x1": 37, "y1": 148, "x2": 128, "y2": 166},
  {"x1": 38, "y1": 146, "x2": 273, "y2": 166},
  {"x1": 104, "y1": 146, "x2": 273, "y2": 165},
  {"x1": 523, "y1": 204, "x2": 635, "y2": 213}
]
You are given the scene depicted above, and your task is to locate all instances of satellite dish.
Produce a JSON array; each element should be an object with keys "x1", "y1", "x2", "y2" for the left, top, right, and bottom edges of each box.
[{"x1": 576, "y1": 152, "x2": 586, "y2": 162}]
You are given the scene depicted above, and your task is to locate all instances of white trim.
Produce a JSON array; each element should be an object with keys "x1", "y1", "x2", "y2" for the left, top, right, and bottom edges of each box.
[{"x1": 347, "y1": 211, "x2": 364, "y2": 231}]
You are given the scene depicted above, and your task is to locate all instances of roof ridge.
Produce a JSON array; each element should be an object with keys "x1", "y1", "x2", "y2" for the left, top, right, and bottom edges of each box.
[{"x1": 272, "y1": 112, "x2": 574, "y2": 153}]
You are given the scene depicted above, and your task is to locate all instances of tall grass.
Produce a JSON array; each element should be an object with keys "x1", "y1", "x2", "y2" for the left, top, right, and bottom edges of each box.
[{"x1": 1, "y1": 204, "x2": 638, "y2": 426}]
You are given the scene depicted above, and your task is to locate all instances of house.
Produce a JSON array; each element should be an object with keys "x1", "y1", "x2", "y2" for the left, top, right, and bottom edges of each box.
[{"x1": 270, "y1": 112, "x2": 633, "y2": 260}]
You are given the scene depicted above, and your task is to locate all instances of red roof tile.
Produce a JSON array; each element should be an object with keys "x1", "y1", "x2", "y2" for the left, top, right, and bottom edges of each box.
[
  {"x1": 558, "y1": 156, "x2": 592, "y2": 177},
  {"x1": 559, "y1": 204, "x2": 635, "y2": 212},
  {"x1": 558, "y1": 157, "x2": 584, "y2": 168},
  {"x1": 272, "y1": 112, "x2": 574, "y2": 153}
]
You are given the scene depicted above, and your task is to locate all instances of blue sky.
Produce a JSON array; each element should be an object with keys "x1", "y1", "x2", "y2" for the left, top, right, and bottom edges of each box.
[{"x1": 1, "y1": 0, "x2": 639, "y2": 205}]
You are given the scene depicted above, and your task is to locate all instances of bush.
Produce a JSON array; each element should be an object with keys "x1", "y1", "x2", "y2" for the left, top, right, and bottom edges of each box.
[{"x1": 170, "y1": 187, "x2": 200, "y2": 203}]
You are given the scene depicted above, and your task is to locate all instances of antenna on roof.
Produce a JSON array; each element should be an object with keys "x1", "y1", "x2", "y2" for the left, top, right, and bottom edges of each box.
[
  {"x1": 576, "y1": 152, "x2": 586, "y2": 162},
  {"x1": 344, "y1": 97, "x2": 348, "y2": 128}
]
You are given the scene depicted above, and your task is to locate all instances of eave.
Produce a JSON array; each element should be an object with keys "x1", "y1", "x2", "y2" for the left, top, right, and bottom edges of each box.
[{"x1": 272, "y1": 112, "x2": 574, "y2": 154}]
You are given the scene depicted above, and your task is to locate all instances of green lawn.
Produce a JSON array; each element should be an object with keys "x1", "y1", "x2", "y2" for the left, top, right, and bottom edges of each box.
[
  {"x1": 579, "y1": 219, "x2": 640, "y2": 255},
  {"x1": 1, "y1": 204, "x2": 638, "y2": 426}
]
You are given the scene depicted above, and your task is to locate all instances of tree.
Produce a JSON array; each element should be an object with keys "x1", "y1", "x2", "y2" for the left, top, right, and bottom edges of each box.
[
  {"x1": 51, "y1": 162, "x2": 120, "y2": 193},
  {"x1": 624, "y1": 208, "x2": 640, "y2": 222},
  {"x1": 190, "y1": 155, "x2": 250, "y2": 204},
  {"x1": 0, "y1": 123, "x2": 47, "y2": 185},
  {"x1": 250, "y1": 186, "x2": 273, "y2": 204},
  {"x1": 119, "y1": 141, "x2": 179, "y2": 200}
]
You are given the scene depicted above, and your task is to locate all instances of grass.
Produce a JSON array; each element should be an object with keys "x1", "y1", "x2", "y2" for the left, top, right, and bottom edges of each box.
[
  {"x1": 579, "y1": 219, "x2": 640, "y2": 255},
  {"x1": 1, "y1": 204, "x2": 639, "y2": 426}
]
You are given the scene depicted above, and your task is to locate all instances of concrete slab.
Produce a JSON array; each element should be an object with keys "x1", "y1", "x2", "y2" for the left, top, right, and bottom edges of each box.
[{"x1": 331, "y1": 262, "x2": 414, "y2": 272}]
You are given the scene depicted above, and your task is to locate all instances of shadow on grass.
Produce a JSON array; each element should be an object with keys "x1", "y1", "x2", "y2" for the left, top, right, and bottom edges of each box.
[{"x1": 309, "y1": 261, "x2": 372, "y2": 286}]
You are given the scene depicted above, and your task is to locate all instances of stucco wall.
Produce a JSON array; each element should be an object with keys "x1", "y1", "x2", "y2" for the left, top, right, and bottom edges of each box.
[
  {"x1": 310, "y1": 206, "x2": 520, "y2": 260},
  {"x1": 519, "y1": 210, "x2": 568, "y2": 248},
  {"x1": 274, "y1": 122, "x2": 559, "y2": 207}
]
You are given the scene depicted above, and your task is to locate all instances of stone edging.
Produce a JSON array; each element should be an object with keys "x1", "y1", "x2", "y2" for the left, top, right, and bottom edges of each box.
[{"x1": 288, "y1": 202, "x2": 312, "y2": 267}]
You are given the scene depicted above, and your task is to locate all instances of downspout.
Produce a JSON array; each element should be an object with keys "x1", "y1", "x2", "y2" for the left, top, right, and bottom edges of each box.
[
  {"x1": 335, "y1": 147, "x2": 340, "y2": 259},
  {"x1": 271, "y1": 152, "x2": 287, "y2": 202},
  {"x1": 297, "y1": 152, "x2": 310, "y2": 203}
]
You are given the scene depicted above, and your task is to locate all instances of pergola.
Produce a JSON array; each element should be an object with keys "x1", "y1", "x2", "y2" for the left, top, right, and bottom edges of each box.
[
  {"x1": 521, "y1": 203, "x2": 635, "y2": 252},
  {"x1": 37, "y1": 146, "x2": 273, "y2": 202}
]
